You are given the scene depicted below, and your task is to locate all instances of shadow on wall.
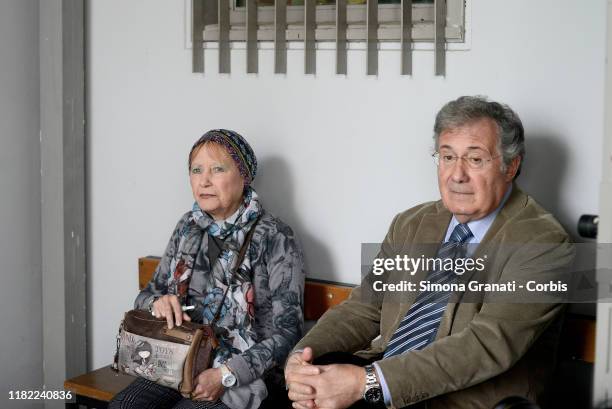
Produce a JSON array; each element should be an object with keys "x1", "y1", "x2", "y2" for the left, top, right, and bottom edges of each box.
[
  {"x1": 519, "y1": 135, "x2": 575, "y2": 239},
  {"x1": 254, "y1": 156, "x2": 336, "y2": 281},
  {"x1": 519, "y1": 135, "x2": 597, "y2": 316}
]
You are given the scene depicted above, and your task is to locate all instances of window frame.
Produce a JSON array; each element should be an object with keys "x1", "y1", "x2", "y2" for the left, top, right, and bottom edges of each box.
[{"x1": 201, "y1": 0, "x2": 465, "y2": 43}]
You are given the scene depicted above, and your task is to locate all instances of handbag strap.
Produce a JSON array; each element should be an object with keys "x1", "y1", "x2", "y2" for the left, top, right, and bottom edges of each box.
[{"x1": 210, "y1": 215, "x2": 260, "y2": 326}]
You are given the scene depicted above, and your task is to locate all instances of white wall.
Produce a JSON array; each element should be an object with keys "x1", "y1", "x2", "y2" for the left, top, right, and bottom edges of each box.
[
  {"x1": 0, "y1": 1, "x2": 43, "y2": 407},
  {"x1": 87, "y1": 0, "x2": 607, "y2": 367}
]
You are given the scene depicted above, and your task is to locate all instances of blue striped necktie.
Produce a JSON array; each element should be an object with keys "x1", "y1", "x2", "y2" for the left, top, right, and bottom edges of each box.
[{"x1": 383, "y1": 223, "x2": 473, "y2": 358}]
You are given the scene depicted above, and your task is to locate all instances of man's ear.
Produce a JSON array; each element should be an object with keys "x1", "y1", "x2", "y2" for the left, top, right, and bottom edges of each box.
[{"x1": 505, "y1": 156, "x2": 521, "y2": 181}]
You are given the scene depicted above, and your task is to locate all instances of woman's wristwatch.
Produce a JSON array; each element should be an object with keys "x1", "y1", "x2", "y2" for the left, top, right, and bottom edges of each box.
[
  {"x1": 363, "y1": 365, "x2": 383, "y2": 404},
  {"x1": 220, "y1": 364, "x2": 237, "y2": 388}
]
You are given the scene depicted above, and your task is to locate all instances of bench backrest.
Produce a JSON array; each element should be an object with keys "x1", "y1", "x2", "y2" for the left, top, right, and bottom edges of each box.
[
  {"x1": 138, "y1": 256, "x2": 354, "y2": 321},
  {"x1": 137, "y1": 256, "x2": 595, "y2": 363}
]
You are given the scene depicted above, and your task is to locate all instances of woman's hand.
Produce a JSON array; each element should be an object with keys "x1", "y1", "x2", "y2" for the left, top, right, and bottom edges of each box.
[
  {"x1": 192, "y1": 368, "x2": 224, "y2": 402},
  {"x1": 151, "y1": 295, "x2": 191, "y2": 329}
]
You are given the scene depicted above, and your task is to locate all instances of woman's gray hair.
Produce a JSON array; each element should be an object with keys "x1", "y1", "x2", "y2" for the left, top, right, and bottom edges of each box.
[{"x1": 433, "y1": 96, "x2": 525, "y2": 178}]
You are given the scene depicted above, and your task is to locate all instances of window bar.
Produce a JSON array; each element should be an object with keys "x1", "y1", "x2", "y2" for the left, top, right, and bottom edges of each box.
[
  {"x1": 203, "y1": 0, "x2": 218, "y2": 26},
  {"x1": 246, "y1": 0, "x2": 258, "y2": 73},
  {"x1": 219, "y1": 0, "x2": 231, "y2": 73},
  {"x1": 336, "y1": 0, "x2": 347, "y2": 75},
  {"x1": 304, "y1": 0, "x2": 316, "y2": 74},
  {"x1": 434, "y1": 0, "x2": 446, "y2": 76},
  {"x1": 192, "y1": 0, "x2": 205, "y2": 73},
  {"x1": 400, "y1": 0, "x2": 412, "y2": 75},
  {"x1": 275, "y1": 0, "x2": 287, "y2": 73},
  {"x1": 366, "y1": 0, "x2": 378, "y2": 75}
]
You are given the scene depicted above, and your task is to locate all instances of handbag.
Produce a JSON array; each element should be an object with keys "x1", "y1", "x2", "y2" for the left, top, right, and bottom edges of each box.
[{"x1": 112, "y1": 217, "x2": 260, "y2": 397}]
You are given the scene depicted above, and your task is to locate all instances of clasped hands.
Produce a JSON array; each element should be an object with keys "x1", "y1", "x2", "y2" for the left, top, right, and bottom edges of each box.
[{"x1": 284, "y1": 347, "x2": 366, "y2": 409}]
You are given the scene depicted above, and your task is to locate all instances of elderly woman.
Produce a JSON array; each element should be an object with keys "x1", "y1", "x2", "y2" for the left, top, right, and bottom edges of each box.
[{"x1": 110, "y1": 129, "x2": 305, "y2": 409}]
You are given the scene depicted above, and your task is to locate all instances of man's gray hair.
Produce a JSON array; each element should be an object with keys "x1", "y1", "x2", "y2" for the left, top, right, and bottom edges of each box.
[{"x1": 433, "y1": 95, "x2": 525, "y2": 178}]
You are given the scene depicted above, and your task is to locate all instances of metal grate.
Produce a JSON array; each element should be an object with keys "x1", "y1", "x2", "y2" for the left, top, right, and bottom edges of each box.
[{"x1": 192, "y1": 0, "x2": 455, "y2": 75}]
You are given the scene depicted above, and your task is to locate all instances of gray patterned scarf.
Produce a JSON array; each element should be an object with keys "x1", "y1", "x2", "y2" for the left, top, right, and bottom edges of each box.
[{"x1": 167, "y1": 187, "x2": 262, "y2": 364}]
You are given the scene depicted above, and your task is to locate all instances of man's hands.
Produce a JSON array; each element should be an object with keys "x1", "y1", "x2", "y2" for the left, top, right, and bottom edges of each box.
[
  {"x1": 192, "y1": 368, "x2": 224, "y2": 402},
  {"x1": 151, "y1": 295, "x2": 191, "y2": 329},
  {"x1": 285, "y1": 348, "x2": 321, "y2": 408},
  {"x1": 285, "y1": 348, "x2": 366, "y2": 409}
]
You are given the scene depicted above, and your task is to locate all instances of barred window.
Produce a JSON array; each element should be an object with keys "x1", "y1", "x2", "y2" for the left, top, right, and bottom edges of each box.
[{"x1": 191, "y1": 0, "x2": 465, "y2": 75}]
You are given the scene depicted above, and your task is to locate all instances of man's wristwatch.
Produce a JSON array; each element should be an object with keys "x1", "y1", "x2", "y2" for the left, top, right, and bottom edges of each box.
[
  {"x1": 363, "y1": 365, "x2": 383, "y2": 404},
  {"x1": 220, "y1": 364, "x2": 237, "y2": 388}
]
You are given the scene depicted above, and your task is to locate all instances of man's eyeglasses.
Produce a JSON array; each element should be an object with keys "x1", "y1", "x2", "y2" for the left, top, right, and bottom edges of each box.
[{"x1": 432, "y1": 151, "x2": 501, "y2": 170}]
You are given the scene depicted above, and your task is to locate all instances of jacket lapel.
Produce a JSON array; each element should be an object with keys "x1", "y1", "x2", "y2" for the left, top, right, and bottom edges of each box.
[
  {"x1": 383, "y1": 203, "x2": 451, "y2": 344},
  {"x1": 436, "y1": 185, "x2": 528, "y2": 339}
]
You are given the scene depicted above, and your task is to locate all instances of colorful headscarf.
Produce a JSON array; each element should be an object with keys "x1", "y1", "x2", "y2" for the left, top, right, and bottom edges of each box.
[{"x1": 189, "y1": 129, "x2": 258, "y2": 186}]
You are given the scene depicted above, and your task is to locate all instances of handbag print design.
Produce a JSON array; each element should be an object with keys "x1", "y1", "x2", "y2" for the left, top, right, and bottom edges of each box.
[{"x1": 113, "y1": 309, "x2": 218, "y2": 397}]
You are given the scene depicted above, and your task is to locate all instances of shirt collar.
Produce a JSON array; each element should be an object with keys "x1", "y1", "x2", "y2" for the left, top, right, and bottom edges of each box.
[{"x1": 444, "y1": 184, "x2": 513, "y2": 243}]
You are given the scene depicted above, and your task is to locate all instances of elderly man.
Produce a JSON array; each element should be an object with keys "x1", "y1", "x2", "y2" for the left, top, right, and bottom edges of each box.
[{"x1": 285, "y1": 96, "x2": 574, "y2": 409}]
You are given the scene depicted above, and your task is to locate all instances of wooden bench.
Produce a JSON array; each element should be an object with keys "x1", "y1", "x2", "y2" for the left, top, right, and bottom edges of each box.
[
  {"x1": 64, "y1": 256, "x2": 596, "y2": 408},
  {"x1": 64, "y1": 257, "x2": 354, "y2": 408},
  {"x1": 137, "y1": 256, "x2": 354, "y2": 324},
  {"x1": 64, "y1": 366, "x2": 137, "y2": 409}
]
